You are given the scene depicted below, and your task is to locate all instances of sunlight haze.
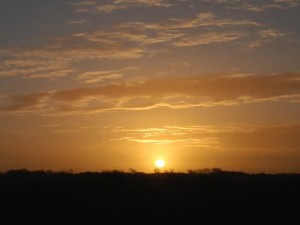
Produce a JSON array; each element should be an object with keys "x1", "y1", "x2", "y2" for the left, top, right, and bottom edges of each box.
[{"x1": 0, "y1": 0, "x2": 300, "y2": 173}]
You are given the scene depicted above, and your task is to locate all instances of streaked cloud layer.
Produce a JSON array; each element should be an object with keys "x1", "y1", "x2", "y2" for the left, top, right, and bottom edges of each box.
[
  {"x1": 1, "y1": 73, "x2": 299, "y2": 113},
  {"x1": 0, "y1": 0, "x2": 299, "y2": 172}
]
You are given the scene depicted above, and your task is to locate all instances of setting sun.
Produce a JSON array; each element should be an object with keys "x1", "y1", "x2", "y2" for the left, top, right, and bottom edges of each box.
[{"x1": 155, "y1": 159, "x2": 165, "y2": 168}]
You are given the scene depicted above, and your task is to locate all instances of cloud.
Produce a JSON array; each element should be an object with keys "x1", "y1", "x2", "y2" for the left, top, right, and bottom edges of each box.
[
  {"x1": 2, "y1": 42, "x2": 144, "y2": 61},
  {"x1": 205, "y1": 0, "x2": 300, "y2": 12},
  {"x1": 173, "y1": 32, "x2": 245, "y2": 46},
  {"x1": 2, "y1": 74, "x2": 300, "y2": 113},
  {"x1": 68, "y1": 1, "x2": 96, "y2": 12},
  {"x1": 106, "y1": 123, "x2": 300, "y2": 151},
  {"x1": 82, "y1": 73, "x2": 123, "y2": 84},
  {"x1": 84, "y1": 28, "x2": 185, "y2": 46},
  {"x1": 77, "y1": 67, "x2": 139, "y2": 83},
  {"x1": 72, "y1": 0, "x2": 173, "y2": 13},
  {"x1": 109, "y1": 125, "x2": 222, "y2": 147},
  {"x1": 0, "y1": 59, "x2": 73, "y2": 79},
  {"x1": 0, "y1": 11, "x2": 265, "y2": 81},
  {"x1": 227, "y1": 3, "x2": 286, "y2": 12},
  {"x1": 113, "y1": 0, "x2": 172, "y2": 7},
  {"x1": 50, "y1": 72, "x2": 300, "y2": 112},
  {"x1": 81, "y1": 12, "x2": 260, "y2": 49},
  {"x1": 273, "y1": 0, "x2": 300, "y2": 7},
  {"x1": 1, "y1": 71, "x2": 299, "y2": 114},
  {"x1": 245, "y1": 29, "x2": 286, "y2": 48},
  {"x1": 2, "y1": 72, "x2": 298, "y2": 114},
  {"x1": 0, "y1": 11, "x2": 275, "y2": 81},
  {"x1": 53, "y1": 73, "x2": 300, "y2": 101},
  {"x1": 0, "y1": 92, "x2": 50, "y2": 112},
  {"x1": 115, "y1": 12, "x2": 272, "y2": 48},
  {"x1": 96, "y1": 4, "x2": 129, "y2": 13},
  {"x1": 52, "y1": 129, "x2": 84, "y2": 133},
  {"x1": 68, "y1": 20, "x2": 88, "y2": 24},
  {"x1": 68, "y1": 1, "x2": 97, "y2": 6},
  {"x1": 83, "y1": 30, "x2": 148, "y2": 43},
  {"x1": 0, "y1": 36, "x2": 145, "y2": 79},
  {"x1": 259, "y1": 29, "x2": 285, "y2": 38},
  {"x1": 43, "y1": 122, "x2": 92, "y2": 133},
  {"x1": 132, "y1": 12, "x2": 260, "y2": 30}
]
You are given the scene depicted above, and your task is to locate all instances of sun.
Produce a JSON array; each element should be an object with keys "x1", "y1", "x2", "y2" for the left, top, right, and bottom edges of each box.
[{"x1": 155, "y1": 159, "x2": 165, "y2": 168}]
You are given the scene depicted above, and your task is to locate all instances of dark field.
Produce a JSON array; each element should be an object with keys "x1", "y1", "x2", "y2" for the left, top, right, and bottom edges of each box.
[{"x1": 1, "y1": 170, "x2": 300, "y2": 224}]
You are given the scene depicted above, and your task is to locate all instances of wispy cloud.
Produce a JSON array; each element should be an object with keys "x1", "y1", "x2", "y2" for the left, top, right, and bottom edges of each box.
[
  {"x1": 72, "y1": 0, "x2": 173, "y2": 13},
  {"x1": 106, "y1": 123, "x2": 300, "y2": 150},
  {"x1": 114, "y1": 0, "x2": 173, "y2": 7},
  {"x1": 74, "y1": 0, "x2": 299, "y2": 14},
  {"x1": 259, "y1": 29, "x2": 285, "y2": 38},
  {"x1": 68, "y1": 20, "x2": 88, "y2": 25},
  {"x1": 77, "y1": 67, "x2": 139, "y2": 83},
  {"x1": 0, "y1": 92, "x2": 50, "y2": 112},
  {"x1": 119, "y1": 12, "x2": 260, "y2": 31},
  {"x1": 246, "y1": 29, "x2": 286, "y2": 48},
  {"x1": 1, "y1": 73, "x2": 299, "y2": 114},
  {"x1": 0, "y1": 59, "x2": 73, "y2": 79},
  {"x1": 68, "y1": 1, "x2": 97, "y2": 6},
  {"x1": 81, "y1": 12, "x2": 261, "y2": 48},
  {"x1": 0, "y1": 34, "x2": 145, "y2": 80},
  {"x1": 0, "y1": 11, "x2": 269, "y2": 81},
  {"x1": 49, "y1": 72, "x2": 300, "y2": 112},
  {"x1": 109, "y1": 125, "x2": 223, "y2": 147},
  {"x1": 50, "y1": 122, "x2": 92, "y2": 133},
  {"x1": 1, "y1": 41, "x2": 145, "y2": 60},
  {"x1": 173, "y1": 32, "x2": 246, "y2": 46},
  {"x1": 205, "y1": 0, "x2": 300, "y2": 12},
  {"x1": 52, "y1": 73, "x2": 300, "y2": 102},
  {"x1": 80, "y1": 73, "x2": 123, "y2": 84},
  {"x1": 96, "y1": 4, "x2": 129, "y2": 13}
]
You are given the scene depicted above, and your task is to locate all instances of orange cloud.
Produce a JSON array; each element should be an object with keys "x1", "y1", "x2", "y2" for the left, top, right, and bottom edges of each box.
[
  {"x1": 0, "y1": 59, "x2": 72, "y2": 79},
  {"x1": 0, "y1": 92, "x2": 50, "y2": 112},
  {"x1": 72, "y1": 0, "x2": 173, "y2": 13},
  {"x1": 76, "y1": 67, "x2": 139, "y2": 83},
  {"x1": 205, "y1": 0, "x2": 299, "y2": 12},
  {"x1": 106, "y1": 123, "x2": 300, "y2": 151},
  {"x1": 1, "y1": 73, "x2": 299, "y2": 113},
  {"x1": 173, "y1": 32, "x2": 246, "y2": 46},
  {"x1": 53, "y1": 73, "x2": 300, "y2": 101}
]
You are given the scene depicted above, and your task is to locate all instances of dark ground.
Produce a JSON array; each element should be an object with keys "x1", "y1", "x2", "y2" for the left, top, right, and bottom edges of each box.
[{"x1": 1, "y1": 169, "x2": 300, "y2": 224}]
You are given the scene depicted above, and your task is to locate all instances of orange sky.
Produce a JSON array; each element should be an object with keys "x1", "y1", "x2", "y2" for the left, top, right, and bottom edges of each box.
[{"x1": 0, "y1": 0, "x2": 300, "y2": 173}]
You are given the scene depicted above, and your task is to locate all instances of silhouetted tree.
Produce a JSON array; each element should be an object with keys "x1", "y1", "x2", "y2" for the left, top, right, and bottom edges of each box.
[{"x1": 128, "y1": 168, "x2": 137, "y2": 173}]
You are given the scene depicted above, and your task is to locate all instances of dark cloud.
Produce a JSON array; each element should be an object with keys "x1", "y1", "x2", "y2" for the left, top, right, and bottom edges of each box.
[
  {"x1": 53, "y1": 73, "x2": 300, "y2": 101},
  {"x1": 1, "y1": 73, "x2": 299, "y2": 113},
  {"x1": 0, "y1": 92, "x2": 50, "y2": 112}
]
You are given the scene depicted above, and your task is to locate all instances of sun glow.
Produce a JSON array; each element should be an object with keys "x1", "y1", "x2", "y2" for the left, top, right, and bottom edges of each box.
[{"x1": 155, "y1": 159, "x2": 165, "y2": 168}]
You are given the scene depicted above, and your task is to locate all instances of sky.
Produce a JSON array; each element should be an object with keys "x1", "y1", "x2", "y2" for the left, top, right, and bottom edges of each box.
[{"x1": 0, "y1": 0, "x2": 300, "y2": 173}]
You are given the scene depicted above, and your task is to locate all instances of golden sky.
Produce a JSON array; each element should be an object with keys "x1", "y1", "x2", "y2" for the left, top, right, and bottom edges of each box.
[{"x1": 0, "y1": 0, "x2": 300, "y2": 173}]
